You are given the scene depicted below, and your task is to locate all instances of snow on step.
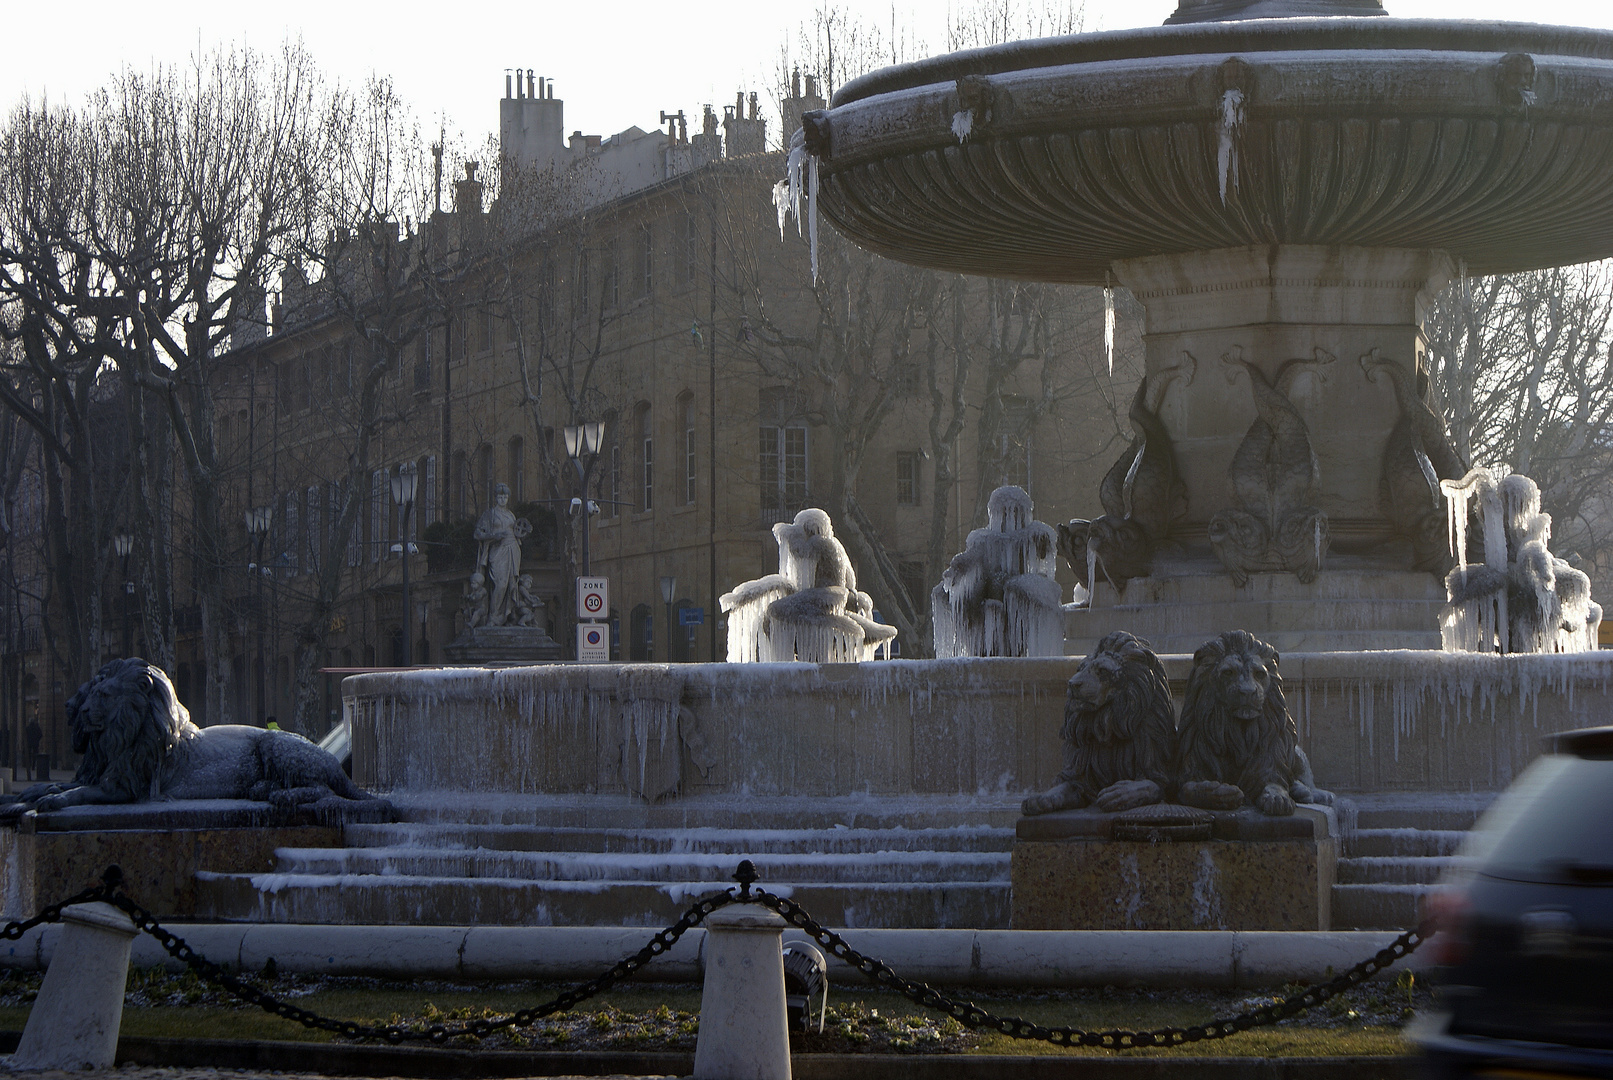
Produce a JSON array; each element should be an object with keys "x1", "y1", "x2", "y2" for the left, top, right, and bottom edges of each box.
[
  {"x1": 1336, "y1": 856, "x2": 1467, "y2": 885},
  {"x1": 343, "y1": 823, "x2": 1014, "y2": 855},
  {"x1": 270, "y1": 846, "x2": 1010, "y2": 884},
  {"x1": 1343, "y1": 828, "x2": 1467, "y2": 858}
]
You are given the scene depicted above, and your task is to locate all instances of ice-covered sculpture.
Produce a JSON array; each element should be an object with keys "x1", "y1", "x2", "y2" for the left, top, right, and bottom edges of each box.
[
  {"x1": 720, "y1": 508, "x2": 897, "y2": 662},
  {"x1": 933, "y1": 486, "x2": 1063, "y2": 658},
  {"x1": 1440, "y1": 468, "x2": 1601, "y2": 653}
]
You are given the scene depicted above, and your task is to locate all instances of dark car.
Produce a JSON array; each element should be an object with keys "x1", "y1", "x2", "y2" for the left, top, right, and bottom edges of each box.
[{"x1": 1412, "y1": 725, "x2": 1613, "y2": 1078}]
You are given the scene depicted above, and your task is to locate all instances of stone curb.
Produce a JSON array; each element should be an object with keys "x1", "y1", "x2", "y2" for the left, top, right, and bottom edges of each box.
[
  {"x1": 0, "y1": 924, "x2": 1423, "y2": 988},
  {"x1": 2, "y1": 1034, "x2": 1416, "y2": 1079}
]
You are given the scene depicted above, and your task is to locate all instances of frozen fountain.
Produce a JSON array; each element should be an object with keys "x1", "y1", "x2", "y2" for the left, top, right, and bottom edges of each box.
[
  {"x1": 932, "y1": 486, "x2": 1064, "y2": 658},
  {"x1": 237, "y1": 0, "x2": 1613, "y2": 934}
]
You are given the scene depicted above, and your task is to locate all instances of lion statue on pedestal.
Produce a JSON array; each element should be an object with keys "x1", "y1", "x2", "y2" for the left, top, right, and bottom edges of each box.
[
  {"x1": 0, "y1": 658, "x2": 385, "y2": 818},
  {"x1": 1175, "y1": 630, "x2": 1332, "y2": 817},
  {"x1": 1022, "y1": 631, "x2": 1177, "y2": 816}
]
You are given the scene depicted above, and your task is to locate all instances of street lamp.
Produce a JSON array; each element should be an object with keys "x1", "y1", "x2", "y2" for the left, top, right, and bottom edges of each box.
[
  {"x1": 244, "y1": 505, "x2": 273, "y2": 723},
  {"x1": 563, "y1": 421, "x2": 605, "y2": 575},
  {"x1": 390, "y1": 461, "x2": 419, "y2": 667},
  {"x1": 113, "y1": 531, "x2": 134, "y2": 658},
  {"x1": 660, "y1": 574, "x2": 676, "y2": 664}
]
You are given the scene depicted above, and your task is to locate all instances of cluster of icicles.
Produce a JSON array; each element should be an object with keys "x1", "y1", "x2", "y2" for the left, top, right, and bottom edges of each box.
[
  {"x1": 1440, "y1": 467, "x2": 1601, "y2": 654},
  {"x1": 932, "y1": 486, "x2": 1065, "y2": 659}
]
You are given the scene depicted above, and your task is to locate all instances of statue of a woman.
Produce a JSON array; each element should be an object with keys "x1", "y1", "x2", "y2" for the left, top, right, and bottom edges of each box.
[{"x1": 473, "y1": 483, "x2": 532, "y2": 626}]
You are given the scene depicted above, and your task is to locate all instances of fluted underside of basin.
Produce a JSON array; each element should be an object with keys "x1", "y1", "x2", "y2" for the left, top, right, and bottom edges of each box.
[
  {"x1": 821, "y1": 116, "x2": 1613, "y2": 283},
  {"x1": 814, "y1": 20, "x2": 1613, "y2": 283}
]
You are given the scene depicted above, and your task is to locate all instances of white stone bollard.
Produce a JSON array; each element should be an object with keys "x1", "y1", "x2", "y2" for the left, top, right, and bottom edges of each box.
[
  {"x1": 12, "y1": 901, "x2": 138, "y2": 1070},
  {"x1": 693, "y1": 903, "x2": 792, "y2": 1080}
]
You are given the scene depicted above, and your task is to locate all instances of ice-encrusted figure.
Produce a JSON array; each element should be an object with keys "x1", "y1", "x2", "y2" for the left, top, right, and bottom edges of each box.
[
  {"x1": 933, "y1": 486, "x2": 1063, "y2": 658},
  {"x1": 719, "y1": 508, "x2": 897, "y2": 662},
  {"x1": 1440, "y1": 468, "x2": 1601, "y2": 653}
]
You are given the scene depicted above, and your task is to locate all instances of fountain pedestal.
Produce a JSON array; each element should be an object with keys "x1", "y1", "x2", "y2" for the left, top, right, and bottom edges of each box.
[{"x1": 1011, "y1": 806, "x2": 1337, "y2": 930}]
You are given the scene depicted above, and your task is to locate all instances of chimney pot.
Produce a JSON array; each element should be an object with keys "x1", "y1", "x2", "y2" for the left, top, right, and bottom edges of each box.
[
  {"x1": 527, "y1": 70, "x2": 535, "y2": 98},
  {"x1": 506, "y1": 71, "x2": 513, "y2": 99}
]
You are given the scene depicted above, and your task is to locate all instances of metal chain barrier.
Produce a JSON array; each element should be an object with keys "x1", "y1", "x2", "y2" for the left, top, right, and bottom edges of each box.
[{"x1": 2, "y1": 861, "x2": 1433, "y2": 1049}]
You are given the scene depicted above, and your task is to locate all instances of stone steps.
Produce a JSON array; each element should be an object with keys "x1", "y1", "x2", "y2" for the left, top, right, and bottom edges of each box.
[
  {"x1": 1328, "y1": 793, "x2": 1491, "y2": 930},
  {"x1": 267, "y1": 846, "x2": 1012, "y2": 883},
  {"x1": 345, "y1": 823, "x2": 1014, "y2": 855},
  {"x1": 193, "y1": 794, "x2": 1016, "y2": 929}
]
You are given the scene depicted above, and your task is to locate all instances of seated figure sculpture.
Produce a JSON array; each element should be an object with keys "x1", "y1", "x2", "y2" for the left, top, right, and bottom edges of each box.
[
  {"x1": 720, "y1": 508, "x2": 897, "y2": 662},
  {"x1": 933, "y1": 485, "x2": 1063, "y2": 658},
  {"x1": 1175, "y1": 630, "x2": 1333, "y2": 817},
  {"x1": 1022, "y1": 631, "x2": 1176, "y2": 815},
  {"x1": 0, "y1": 658, "x2": 385, "y2": 818}
]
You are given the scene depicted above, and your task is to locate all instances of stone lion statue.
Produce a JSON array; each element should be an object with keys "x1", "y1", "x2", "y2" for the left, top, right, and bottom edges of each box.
[
  {"x1": 1022, "y1": 631, "x2": 1177, "y2": 816},
  {"x1": 1175, "y1": 630, "x2": 1332, "y2": 817},
  {"x1": 0, "y1": 658, "x2": 385, "y2": 818}
]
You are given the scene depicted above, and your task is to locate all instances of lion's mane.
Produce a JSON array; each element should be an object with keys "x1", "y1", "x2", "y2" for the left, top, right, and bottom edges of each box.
[
  {"x1": 1056, "y1": 631, "x2": 1177, "y2": 805},
  {"x1": 1175, "y1": 630, "x2": 1297, "y2": 802},
  {"x1": 67, "y1": 657, "x2": 199, "y2": 802}
]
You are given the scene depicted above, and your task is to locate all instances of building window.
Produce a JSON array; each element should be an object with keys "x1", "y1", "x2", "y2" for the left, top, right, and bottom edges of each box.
[
  {"x1": 630, "y1": 603, "x2": 653, "y2": 662},
  {"x1": 607, "y1": 237, "x2": 620, "y2": 308},
  {"x1": 478, "y1": 443, "x2": 495, "y2": 511},
  {"x1": 420, "y1": 455, "x2": 437, "y2": 524},
  {"x1": 508, "y1": 437, "x2": 525, "y2": 502},
  {"x1": 996, "y1": 399, "x2": 1032, "y2": 492},
  {"x1": 453, "y1": 450, "x2": 469, "y2": 518},
  {"x1": 760, "y1": 425, "x2": 808, "y2": 524},
  {"x1": 607, "y1": 440, "x2": 621, "y2": 518},
  {"x1": 896, "y1": 451, "x2": 920, "y2": 506},
  {"x1": 899, "y1": 559, "x2": 929, "y2": 613},
  {"x1": 576, "y1": 250, "x2": 590, "y2": 319},
  {"x1": 369, "y1": 470, "x2": 384, "y2": 564},
  {"x1": 640, "y1": 223, "x2": 654, "y2": 297},
  {"x1": 474, "y1": 307, "x2": 493, "y2": 354},
  {"x1": 414, "y1": 332, "x2": 432, "y2": 392},
  {"x1": 680, "y1": 393, "x2": 696, "y2": 506},
  {"x1": 306, "y1": 485, "x2": 321, "y2": 573},
  {"x1": 636, "y1": 403, "x2": 653, "y2": 512}
]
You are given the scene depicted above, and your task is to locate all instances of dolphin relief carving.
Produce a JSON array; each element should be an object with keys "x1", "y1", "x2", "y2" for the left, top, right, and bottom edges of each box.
[
  {"x1": 1208, "y1": 346, "x2": 1333, "y2": 586},
  {"x1": 1060, "y1": 352, "x2": 1194, "y2": 596}
]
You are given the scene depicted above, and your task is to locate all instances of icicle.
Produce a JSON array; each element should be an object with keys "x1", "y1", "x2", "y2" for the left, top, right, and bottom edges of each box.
[
  {"x1": 771, "y1": 179, "x2": 791, "y2": 240},
  {"x1": 806, "y1": 152, "x2": 820, "y2": 284},
  {"x1": 1086, "y1": 542, "x2": 1098, "y2": 607},
  {"x1": 951, "y1": 109, "x2": 973, "y2": 143},
  {"x1": 1481, "y1": 482, "x2": 1507, "y2": 571},
  {"x1": 784, "y1": 128, "x2": 806, "y2": 238},
  {"x1": 1103, "y1": 275, "x2": 1115, "y2": 376},
  {"x1": 1217, "y1": 88, "x2": 1244, "y2": 206}
]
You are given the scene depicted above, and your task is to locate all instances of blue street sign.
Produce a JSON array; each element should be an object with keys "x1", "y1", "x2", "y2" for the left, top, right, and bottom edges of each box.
[{"x1": 679, "y1": 607, "x2": 705, "y2": 626}]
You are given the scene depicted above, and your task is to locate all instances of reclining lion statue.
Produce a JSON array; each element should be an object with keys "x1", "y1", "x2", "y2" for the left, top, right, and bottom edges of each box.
[
  {"x1": 1, "y1": 658, "x2": 385, "y2": 818},
  {"x1": 1175, "y1": 630, "x2": 1332, "y2": 817},
  {"x1": 1022, "y1": 631, "x2": 1177, "y2": 816}
]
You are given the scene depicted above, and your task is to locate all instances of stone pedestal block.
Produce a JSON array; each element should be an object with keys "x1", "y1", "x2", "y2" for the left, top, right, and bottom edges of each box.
[
  {"x1": 693, "y1": 903, "x2": 792, "y2": 1080},
  {"x1": 444, "y1": 625, "x2": 562, "y2": 664},
  {"x1": 1011, "y1": 806, "x2": 1336, "y2": 930},
  {"x1": 12, "y1": 901, "x2": 137, "y2": 1069}
]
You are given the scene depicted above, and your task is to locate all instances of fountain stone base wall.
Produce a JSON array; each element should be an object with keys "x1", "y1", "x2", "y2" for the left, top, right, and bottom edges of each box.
[{"x1": 346, "y1": 653, "x2": 1613, "y2": 797}]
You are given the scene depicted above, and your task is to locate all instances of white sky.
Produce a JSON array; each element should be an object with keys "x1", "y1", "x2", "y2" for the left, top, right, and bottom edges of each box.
[{"x1": 9, "y1": 0, "x2": 1613, "y2": 153}]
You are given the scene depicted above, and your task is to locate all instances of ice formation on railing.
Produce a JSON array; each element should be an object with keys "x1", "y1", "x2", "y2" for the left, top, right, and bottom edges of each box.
[
  {"x1": 1440, "y1": 468, "x2": 1601, "y2": 653},
  {"x1": 932, "y1": 486, "x2": 1063, "y2": 658},
  {"x1": 720, "y1": 508, "x2": 897, "y2": 663}
]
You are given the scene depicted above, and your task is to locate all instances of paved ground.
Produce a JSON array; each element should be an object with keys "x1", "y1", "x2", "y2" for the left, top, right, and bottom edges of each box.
[{"x1": 1, "y1": 1068, "x2": 672, "y2": 1080}]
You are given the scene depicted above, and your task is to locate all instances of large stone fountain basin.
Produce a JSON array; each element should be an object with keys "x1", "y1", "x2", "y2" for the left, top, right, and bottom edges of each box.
[
  {"x1": 346, "y1": 655, "x2": 1613, "y2": 797},
  {"x1": 815, "y1": 19, "x2": 1613, "y2": 282}
]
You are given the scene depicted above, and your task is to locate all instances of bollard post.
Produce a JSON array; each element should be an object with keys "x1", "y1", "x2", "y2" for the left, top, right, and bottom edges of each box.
[
  {"x1": 693, "y1": 902, "x2": 792, "y2": 1080},
  {"x1": 12, "y1": 901, "x2": 138, "y2": 1070}
]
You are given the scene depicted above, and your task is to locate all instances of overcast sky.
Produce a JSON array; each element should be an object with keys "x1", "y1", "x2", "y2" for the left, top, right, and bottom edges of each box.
[{"x1": 10, "y1": 0, "x2": 1613, "y2": 153}]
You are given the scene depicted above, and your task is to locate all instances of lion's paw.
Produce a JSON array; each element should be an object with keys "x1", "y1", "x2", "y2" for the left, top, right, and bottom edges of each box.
[
  {"x1": 1291, "y1": 782, "x2": 1334, "y2": 806},
  {"x1": 1178, "y1": 780, "x2": 1244, "y2": 811},
  {"x1": 1022, "y1": 783, "x2": 1081, "y2": 817},
  {"x1": 1094, "y1": 779, "x2": 1162, "y2": 813},
  {"x1": 1257, "y1": 784, "x2": 1295, "y2": 817}
]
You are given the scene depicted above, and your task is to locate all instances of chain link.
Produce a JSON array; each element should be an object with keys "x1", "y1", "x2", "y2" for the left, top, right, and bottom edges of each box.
[{"x1": 0, "y1": 862, "x2": 1432, "y2": 1049}]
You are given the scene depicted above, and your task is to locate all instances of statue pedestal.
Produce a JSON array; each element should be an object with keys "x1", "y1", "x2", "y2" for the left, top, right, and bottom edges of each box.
[
  {"x1": 1010, "y1": 806, "x2": 1336, "y2": 930},
  {"x1": 444, "y1": 626, "x2": 563, "y2": 664}
]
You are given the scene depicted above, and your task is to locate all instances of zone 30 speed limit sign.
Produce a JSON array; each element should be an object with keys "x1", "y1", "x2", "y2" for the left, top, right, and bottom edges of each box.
[{"x1": 576, "y1": 577, "x2": 609, "y2": 620}]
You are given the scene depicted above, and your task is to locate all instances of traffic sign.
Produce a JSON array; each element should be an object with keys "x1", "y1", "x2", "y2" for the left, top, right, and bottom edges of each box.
[
  {"x1": 678, "y1": 606, "x2": 705, "y2": 627},
  {"x1": 577, "y1": 622, "x2": 609, "y2": 663},
  {"x1": 576, "y1": 576, "x2": 609, "y2": 620}
]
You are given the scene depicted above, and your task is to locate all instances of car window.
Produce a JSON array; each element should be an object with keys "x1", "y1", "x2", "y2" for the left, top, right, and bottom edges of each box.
[{"x1": 1471, "y1": 754, "x2": 1613, "y2": 885}]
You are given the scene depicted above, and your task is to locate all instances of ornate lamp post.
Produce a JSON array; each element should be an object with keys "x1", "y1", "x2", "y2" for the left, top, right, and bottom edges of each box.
[
  {"x1": 390, "y1": 462, "x2": 419, "y2": 666},
  {"x1": 563, "y1": 421, "x2": 605, "y2": 575},
  {"x1": 112, "y1": 532, "x2": 134, "y2": 658},
  {"x1": 660, "y1": 574, "x2": 677, "y2": 664},
  {"x1": 244, "y1": 506, "x2": 273, "y2": 722}
]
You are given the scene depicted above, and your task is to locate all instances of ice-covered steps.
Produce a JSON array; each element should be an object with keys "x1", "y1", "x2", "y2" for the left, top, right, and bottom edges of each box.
[
  {"x1": 1329, "y1": 792, "x2": 1491, "y2": 930},
  {"x1": 193, "y1": 794, "x2": 1018, "y2": 929},
  {"x1": 265, "y1": 846, "x2": 1010, "y2": 884},
  {"x1": 344, "y1": 823, "x2": 1011, "y2": 855}
]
